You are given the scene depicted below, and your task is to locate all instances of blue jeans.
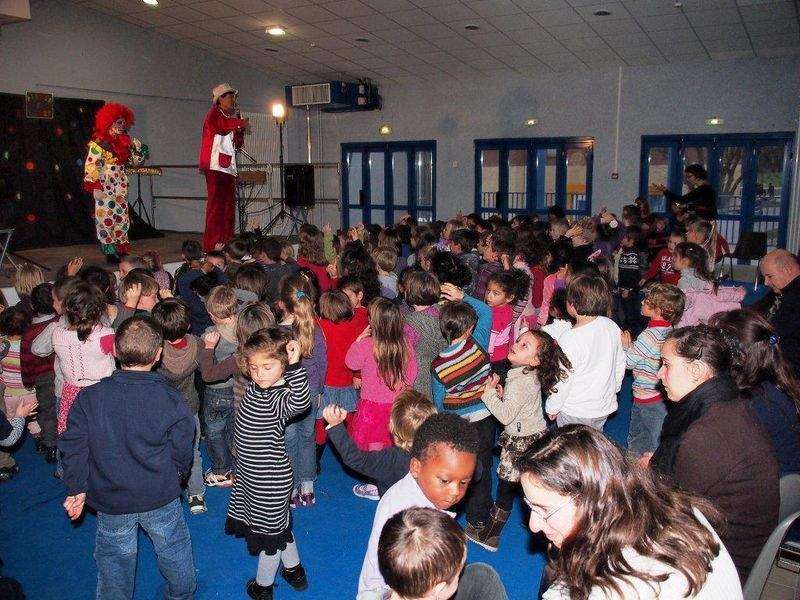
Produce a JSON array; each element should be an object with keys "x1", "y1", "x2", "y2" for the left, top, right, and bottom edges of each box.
[
  {"x1": 627, "y1": 400, "x2": 667, "y2": 456},
  {"x1": 184, "y1": 415, "x2": 204, "y2": 498},
  {"x1": 285, "y1": 403, "x2": 316, "y2": 487},
  {"x1": 202, "y1": 386, "x2": 234, "y2": 475},
  {"x1": 95, "y1": 498, "x2": 196, "y2": 600}
]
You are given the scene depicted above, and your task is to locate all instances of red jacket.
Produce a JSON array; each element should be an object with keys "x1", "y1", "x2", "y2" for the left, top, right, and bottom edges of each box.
[
  {"x1": 198, "y1": 107, "x2": 245, "y2": 172},
  {"x1": 643, "y1": 247, "x2": 680, "y2": 286},
  {"x1": 21, "y1": 316, "x2": 57, "y2": 388}
]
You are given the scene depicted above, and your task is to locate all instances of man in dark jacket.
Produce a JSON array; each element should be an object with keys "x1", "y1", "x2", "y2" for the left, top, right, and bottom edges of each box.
[
  {"x1": 60, "y1": 316, "x2": 196, "y2": 600},
  {"x1": 656, "y1": 163, "x2": 717, "y2": 221},
  {"x1": 753, "y1": 249, "x2": 800, "y2": 376}
]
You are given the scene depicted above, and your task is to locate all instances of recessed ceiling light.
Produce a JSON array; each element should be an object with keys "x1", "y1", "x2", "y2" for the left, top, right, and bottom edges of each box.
[
  {"x1": 464, "y1": 24, "x2": 480, "y2": 30},
  {"x1": 706, "y1": 117, "x2": 724, "y2": 126},
  {"x1": 355, "y1": 37, "x2": 370, "y2": 43},
  {"x1": 379, "y1": 124, "x2": 392, "y2": 135},
  {"x1": 525, "y1": 118, "x2": 538, "y2": 126},
  {"x1": 594, "y1": 8, "x2": 612, "y2": 16},
  {"x1": 267, "y1": 26, "x2": 286, "y2": 36},
  {"x1": 143, "y1": 0, "x2": 158, "y2": 5}
]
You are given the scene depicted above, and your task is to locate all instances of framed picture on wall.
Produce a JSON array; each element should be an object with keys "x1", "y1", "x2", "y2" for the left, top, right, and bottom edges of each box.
[{"x1": 25, "y1": 91, "x2": 54, "y2": 119}]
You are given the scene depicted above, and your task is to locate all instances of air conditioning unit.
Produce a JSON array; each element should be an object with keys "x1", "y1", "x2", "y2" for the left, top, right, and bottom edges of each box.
[{"x1": 285, "y1": 80, "x2": 381, "y2": 113}]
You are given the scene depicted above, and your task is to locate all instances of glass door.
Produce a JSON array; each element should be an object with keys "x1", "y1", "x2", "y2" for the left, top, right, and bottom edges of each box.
[
  {"x1": 506, "y1": 147, "x2": 528, "y2": 217},
  {"x1": 477, "y1": 148, "x2": 500, "y2": 219},
  {"x1": 714, "y1": 144, "x2": 746, "y2": 248},
  {"x1": 752, "y1": 141, "x2": 791, "y2": 250},
  {"x1": 341, "y1": 141, "x2": 436, "y2": 228}
]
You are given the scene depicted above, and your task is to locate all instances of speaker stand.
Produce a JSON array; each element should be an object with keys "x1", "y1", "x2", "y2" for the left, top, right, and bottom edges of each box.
[{"x1": 262, "y1": 202, "x2": 306, "y2": 239}]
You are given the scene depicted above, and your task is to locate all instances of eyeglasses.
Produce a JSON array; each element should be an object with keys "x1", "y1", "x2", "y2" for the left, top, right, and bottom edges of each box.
[{"x1": 523, "y1": 495, "x2": 574, "y2": 523}]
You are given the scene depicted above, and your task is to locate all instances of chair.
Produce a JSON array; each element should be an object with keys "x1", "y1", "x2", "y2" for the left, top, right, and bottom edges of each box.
[
  {"x1": 780, "y1": 473, "x2": 800, "y2": 521},
  {"x1": 743, "y1": 510, "x2": 800, "y2": 600},
  {"x1": 719, "y1": 231, "x2": 767, "y2": 290}
]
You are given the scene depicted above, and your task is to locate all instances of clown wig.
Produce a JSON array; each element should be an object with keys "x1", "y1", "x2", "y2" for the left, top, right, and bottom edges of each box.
[{"x1": 91, "y1": 102, "x2": 135, "y2": 163}]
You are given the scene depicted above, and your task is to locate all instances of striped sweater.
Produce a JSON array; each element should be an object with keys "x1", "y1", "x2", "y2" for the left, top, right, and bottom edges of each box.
[
  {"x1": 624, "y1": 319, "x2": 672, "y2": 403},
  {"x1": 431, "y1": 338, "x2": 491, "y2": 411}
]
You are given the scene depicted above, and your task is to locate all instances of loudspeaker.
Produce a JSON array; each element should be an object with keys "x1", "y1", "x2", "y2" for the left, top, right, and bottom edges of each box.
[{"x1": 284, "y1": 164, "x2": 315, "y2": 208}]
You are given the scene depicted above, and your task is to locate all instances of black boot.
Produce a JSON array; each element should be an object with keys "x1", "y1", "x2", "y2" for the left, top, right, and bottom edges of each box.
[
  {"x1": 282, "y1": 564, "x2": 308, "y2": 591},
  {"x1": 246, "y1": 578, "x2": 273, "y2": 600},
  {"x1": 465, "y1": 504, "x2": 510, "y2": 552}
]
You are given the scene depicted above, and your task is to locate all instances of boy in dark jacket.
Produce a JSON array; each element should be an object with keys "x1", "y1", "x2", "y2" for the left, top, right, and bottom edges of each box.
[
  {"x1": 322, "y1": 390, "x2": 436, "y2": 499},
  {"x1": 60, "y1": 316, "x2": 196, "y2": 600}
]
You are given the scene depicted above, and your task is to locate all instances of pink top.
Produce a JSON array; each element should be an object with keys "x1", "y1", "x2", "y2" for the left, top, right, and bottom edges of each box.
[
  {"x1": 538, "y1": 274, "x2": 563, "y2": 326},
  {"x1": 52, "y1": 324, "x2": 115, "y2": 396},
  {"x1": 345, "y1": 327, "x2": 417, "y2": 405},
  {"x1": 489, "y1": 304, "x2": 513, "y2": 362}
]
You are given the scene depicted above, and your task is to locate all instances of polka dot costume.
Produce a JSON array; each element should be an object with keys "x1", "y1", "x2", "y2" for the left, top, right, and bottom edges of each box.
[{"x1": 84, "y1": 140, "x2": 131, "y2": 250}]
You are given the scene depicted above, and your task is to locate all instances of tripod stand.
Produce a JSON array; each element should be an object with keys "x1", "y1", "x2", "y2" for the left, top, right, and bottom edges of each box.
[{"x1": 261, "y1": 107, "x2": 304, "y2": 239}]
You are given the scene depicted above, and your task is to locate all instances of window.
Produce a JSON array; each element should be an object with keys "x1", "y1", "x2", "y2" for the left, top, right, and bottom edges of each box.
[
  {"x1": 639, "y1": 133, "x2": 795, "y2": 250},
  {"x1": 342, "y1": 141, "x2": 436, "y2": 228},
  {"x1": 475, "y1": 138, "x2": 593, "y2": 220}
]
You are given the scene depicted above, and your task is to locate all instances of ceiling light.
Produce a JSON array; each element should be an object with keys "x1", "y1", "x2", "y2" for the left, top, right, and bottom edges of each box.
[
  {"x1": 264, "y1": 47, "x2": 279, "y2": 53},
  {"x1": 706, "y1": 117, "x2": 724, "y2": 126},
  {"x1": 267, "y1": 26, "x2": 286, "y2": 36},
  {"x1": 272, "y1": 103, "x2": 286, "y2": 120},
  {"x1": 379, "y1": 124, "x2": 392, "y2": 135},
  {"x1": 143, "y1": 0, "x2": 158, "y2": 5},
  {"x1": 355, "y1": 37, "x2": 371, "y2": 43},
  {"x1": 593, "y1": 8, "x2": 612, "y2": 16},
  {"x1": 464, "y1": 24, "x2": 480, "y2": 30},
  {"x1": 525, "y1": 118, "x2": 538, "y2": 126}
]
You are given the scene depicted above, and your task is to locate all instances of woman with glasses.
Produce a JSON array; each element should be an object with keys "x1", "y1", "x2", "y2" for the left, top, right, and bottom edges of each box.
[
  {"x1": 519, "y1": 425, "x2": 742, "y2": 599},
  {"x1": 651, "y1": 324, "x2": 778, "y2": 584}
]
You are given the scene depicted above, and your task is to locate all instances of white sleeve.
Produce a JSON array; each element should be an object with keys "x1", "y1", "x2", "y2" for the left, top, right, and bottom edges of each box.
[
  {"x1": 358, "y1": 502, "x2": 392, "y2": 594},
  {"x1": 31, "y1": 321, "x2": 57, "y2": 357}
]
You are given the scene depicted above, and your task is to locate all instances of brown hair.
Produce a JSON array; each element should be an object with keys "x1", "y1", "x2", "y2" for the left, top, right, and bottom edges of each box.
[
  {"x1": 372, "y1": 247, "x2": 398, "y2": 273},
  {"x1": 120, "y1": 269, "x2": 159, "y2": 300},
  {"x1": 674, "y1": 242, "x2": 714, "y2": 285},
  {"x1": 14, "y1": 264, "x2": 44, "y2": 297},
  {"x1": 298, "y1": 224, "x2": 326, "y2": 265},
  {"x1": 115, "y1": 316, "x2": 163, "y2": 367},
  {"x1": 151, "y1": 298, "x2": 190, "y2": 342},
  {"x1": 573, "y1": 217, "x2": 598, "y2": 243},
  {"x1": 233, "y1": 264, "x2": 268, "y2": 300},
  {"x1": 235, "y1": 302, "x2": 275, "y2": 346},
  {"x1": 566, "y1": 275, "x2": 611, "y2": 317},
  {"x1": 402, "y1": 270, "x2": 440, "y2": 307},
  {"x1": 141, "y1": 250, "x2": 163, "y2": 271},
  {"x1": 643, "y1": 283, "x2": 685, "y2": 324},
  {"x1": 205, "y1": 285, "x2": 238, "y2": 319},
  {"x1": 369, "y1": 297, "x2": 410, "y2": 390},
  {"x1": 389, "y1": 390, "x2": 437, "y2": 452},
  {"x1": 518, "y1": 425, "x2": 723, "y2": 600},
  {"x1": 64, "y1": 281, "x2": 107, "y2": 342},
  {"x1": 520, "y1": 330, "x2": 572, "y2": 394},
  {"x1": 237, "y1": 326, "x2": 292, "y2": 376},
  {"x1": 319, "y1": 291, "x2": 353, "y2": 324},
  {"x1": 279, "y1": 275, "x2": 317, "y2": 359},
  {"x1": 0, "y1": 306, "x2": 30, "y2": 337},
  {"x1": 378, "y1": 507, "x2": 465, "y2": 598}
]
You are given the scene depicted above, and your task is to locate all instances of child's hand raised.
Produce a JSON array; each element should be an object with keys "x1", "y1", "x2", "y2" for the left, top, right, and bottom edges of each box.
[
  {"x1": 158, "y1": 288, "x2": 173, "y2": 300},
  {"x1": 484, "y1": 373, "x2": 502, "y2": 397},
  {"x1": 286, "y1": 340, "x2": 301, "y2": 365},
  {"x1": 203, "y1": 331, "x2": 221, "y2": 349},
  {"x1": 326, "y1": 262, "x2": 339, "y2": 278},
  {"x1": 322, "y1": 223, "x2": 332, "y2": 235},
  {"x1": 620, "y1": 330, "x2": 632, "y2": 348},
  {"x1": 356, "y1": 325, "x2": 371, "y2": 342},
  {"x1": 66, "y1": 256, "x2": 84, "y2": 276},
  {"x1": 440, "y1": 283, "x2": 465, "y2": 302},
  {"x1": 124, "y1": 282, "x2": 142, "y2": 307},
  {"x1": 322, "y1": 405, "x2": 348, "y2": 427}
]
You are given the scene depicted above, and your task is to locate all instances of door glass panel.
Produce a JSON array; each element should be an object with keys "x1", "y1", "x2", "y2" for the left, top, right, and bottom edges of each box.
[
  {"x1": 717, "y1": 146, "x2": 744, "y2": 217},
  {"x1": 646, "y1": 146, "x2": 670, "y2": 213},
  {"x1": 392, "y1": 152, "x2": 408, "y2": 207},
  {"x1": 480, "y1": 149, "x2": 500, "y2": 212},
  {"x1": 416, "y1": 150, "x2": 433, "y2": 208},
  {"x1": 682, "y1": 146, "x2": 707, "y2": 194},
  {"x1": 370, "y1": 209, "x2": 386, "y2": 226},
  {"x1": 417, "y1": 210, "x2": 434, "y2": 223},
  {"x1": 347, "y1": 151, "x2": 362, "y2": 207},
  {"x1": 507, "y1": 148, "x2": 527, "y2": 211},
  {"x1": 535, "y1": 148, "x2": 557, "y2": 210},
  {"x1": 369, "y1": 152, "x2": 385, "y2": 206},
  {"x1": 754, "y1": 145, "x2": 785, "y2": 250},
  {"x1": 565, "y1": 147, "x2": 588, "y2": 213},
  {"x1": 349, "y1": 208, "x2": 363, "y2": 226}
]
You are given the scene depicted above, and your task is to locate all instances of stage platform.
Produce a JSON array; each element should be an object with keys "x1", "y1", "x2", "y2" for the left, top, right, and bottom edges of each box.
[{"x1": 0, "y1": 231, "x2": 202, "y2": 288}]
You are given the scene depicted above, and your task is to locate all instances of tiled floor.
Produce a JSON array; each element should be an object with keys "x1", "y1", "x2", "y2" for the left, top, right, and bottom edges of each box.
[{"x1": 761, "y1": 561, "x2": 800, "y2": 600}]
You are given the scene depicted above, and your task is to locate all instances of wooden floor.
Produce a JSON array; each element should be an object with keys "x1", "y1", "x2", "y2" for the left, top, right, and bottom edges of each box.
[{"x1": 0, "y1": 231, "x2": 203, "y2": 286}]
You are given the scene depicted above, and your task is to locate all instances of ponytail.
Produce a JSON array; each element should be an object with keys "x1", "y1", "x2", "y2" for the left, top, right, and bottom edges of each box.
[
  {"x1": 279, "y1": 275, "x2": 317, "y2": 359},
  {"x1": 64, "y1": 281, "x2": 106, "y2": 342},
  {"x1": 526, "y1": 330, "x2": 572, "y2": 394}
]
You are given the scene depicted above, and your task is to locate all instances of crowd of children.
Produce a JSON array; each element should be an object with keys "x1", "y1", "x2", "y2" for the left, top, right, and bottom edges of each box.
[{"x1": 0, "y1": 199, "x2": 789, "y2": 600}]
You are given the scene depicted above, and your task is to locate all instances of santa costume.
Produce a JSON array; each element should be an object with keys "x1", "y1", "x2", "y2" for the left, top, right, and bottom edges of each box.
[
  {"x1": 199, "y1": 83, "x2": 246, "y2": 252},
  {"x1": 83, "y1": 103, "x2": 146, "y2": 260}
]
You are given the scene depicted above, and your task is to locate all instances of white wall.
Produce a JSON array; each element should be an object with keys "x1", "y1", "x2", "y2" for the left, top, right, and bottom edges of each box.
[
  {"x1": 317, "y1": 57, "x2": 800, "y2": 219},
  {"x1": 0, "y1": 0, "x2": 293, "y2": 232}
]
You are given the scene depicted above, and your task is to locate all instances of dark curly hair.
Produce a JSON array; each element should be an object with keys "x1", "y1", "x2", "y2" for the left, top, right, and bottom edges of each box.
[
  {"x1": 64, "y1": 281, "x2": 107, "y2": 342},
  {"x1": 430, "y1": 250, "x2": 472, "y2": 288},
  {"x1": 488, "y1": 268, "x2": 530, "y2": 303},
  {"x1": 521, "y1": 330, "x2": 572, "y2": 394},
  {"x1": 411, "y1": 413, "x2": 480, "y2": 461}
]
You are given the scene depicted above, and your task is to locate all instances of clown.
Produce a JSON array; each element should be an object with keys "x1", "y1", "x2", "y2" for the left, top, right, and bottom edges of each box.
[{"x1": 83, "y1": 103, "x2": 147, "y2": 262}]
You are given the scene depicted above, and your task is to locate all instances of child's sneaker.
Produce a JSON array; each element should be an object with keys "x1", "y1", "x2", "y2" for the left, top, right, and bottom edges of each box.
[
  {"x1": 204, "y1": 470, "x2": 234, "y2": 487},
  {"x1": 300, "y1": 491, "x2": 315, "y2": 506},
  {"x1": 353, "y1": 483, "x2": 379, "y2": 501},
  {"x1": 282, "y1": 564, "x2": 308, "y2": 591},
  {"x1": 289, "y1": 489, "x2": 301, "y2": 509},
  {"x1": 246, "y1": 578, "x2": 273, "y2": 600},
  {"x1": 188, "y1": 495, "x2": 207, "y2": 515}
]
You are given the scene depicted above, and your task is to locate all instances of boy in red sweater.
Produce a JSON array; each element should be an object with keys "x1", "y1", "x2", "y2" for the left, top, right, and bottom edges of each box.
[
  {"x1": 20, "y1": 283, "x2": 57, "y2": 463},
  {"x1": 640, "y1": 230, "x2": 685, "y2": 287}
]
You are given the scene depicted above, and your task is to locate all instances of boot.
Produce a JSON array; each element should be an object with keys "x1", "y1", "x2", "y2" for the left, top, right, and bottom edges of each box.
[
  {"x1": 246, "y1": 578, "x2": 273, "y2": 600},
  {"x1": 465, "y1": 504, "x2": 510, "y2": 552},
  {"x1": 282, "y1": 564, "x2": 308, "y2": 591}
]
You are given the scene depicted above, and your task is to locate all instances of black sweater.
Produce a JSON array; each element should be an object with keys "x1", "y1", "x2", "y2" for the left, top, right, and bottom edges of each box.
[
  {"x1": 664, "y1": 183, "x2": 717, "y2": 220},
  {"x1": 327, "y1": 423, "x2": 409, "y2": 496},
  {"x1": 59, "y1": 370, "x2": 195, "y2": 515}
]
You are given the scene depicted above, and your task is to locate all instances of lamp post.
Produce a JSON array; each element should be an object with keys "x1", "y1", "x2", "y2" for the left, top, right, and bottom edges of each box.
[{"x1": 272, "y1": 102, "x2": 286, "y2": 202}]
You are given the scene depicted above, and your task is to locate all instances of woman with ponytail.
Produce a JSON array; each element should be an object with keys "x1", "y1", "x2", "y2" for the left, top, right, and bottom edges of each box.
[
  {"x1": 278, "y1": 275, "x2": 327, "y2": 507},
  {"x1": 346, "y1": 298, "x2": 417, "y2": 452},
  {"x1": 708, "y1": 308, "x2": 800, "y2": 476}
]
